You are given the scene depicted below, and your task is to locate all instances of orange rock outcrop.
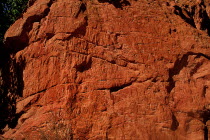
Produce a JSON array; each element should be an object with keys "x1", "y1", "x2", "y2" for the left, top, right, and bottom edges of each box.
[{"x1": 1, "y1": 0, "x2": 210, "y2": 139}]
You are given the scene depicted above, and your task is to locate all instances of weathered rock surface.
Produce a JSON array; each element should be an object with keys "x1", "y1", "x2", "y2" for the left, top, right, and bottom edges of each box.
[{"x1": 1, "y1": 0, "x2": 210, "y2": 139}]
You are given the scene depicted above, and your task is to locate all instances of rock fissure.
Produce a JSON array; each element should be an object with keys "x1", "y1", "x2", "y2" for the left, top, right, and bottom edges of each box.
[
  {"x1": 202, "y1": 85, "x2": 208, "y2": 97},
  {"x1": 171, "y1": 113, "x2": 179, "y2": 131},
  {"x1": 201, "y1": 110, "x2": 210, "y2": 140},
  {"x1": 96, "y1": 80, "x2": 135, "y2": 93},
  {"x1": 109, "y1": 80, "x2": 134, "y2": 92},
  {"x1": 75, "y1": 3, "x2": 87, "y2": 18},
  {"x1": 204, "y1": 124, "x2": 208, "y2": 140}
]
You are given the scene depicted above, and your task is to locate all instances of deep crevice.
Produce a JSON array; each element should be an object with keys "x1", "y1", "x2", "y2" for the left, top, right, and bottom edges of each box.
[
  {"x1": 98, "y1": 0, "x2": 131, "y2": 9},
  {"x1": 204, "y1": 125, "x2": 208, "y2": 140},
  {"x1": 75, "y1": 3, "x2": 87, "y2": 18},
  {"x1": 110, "y1": 81, "x2": 134, "y2": 92},
  {"x1": 171, "y1": 113, "x2": 179, "y2": 131},
  {"x1": 201, "y1": 110, "x2": 210, "y2": 140},
  {"x1": 202, "y1": 85, "x2": 208, "y2": 98},
  {"x1": 197, "y1": 1, "x2": 210, "y2": 35},
  {"x1": 46, "y1": 33, "x2": 55, "y2": 40}
]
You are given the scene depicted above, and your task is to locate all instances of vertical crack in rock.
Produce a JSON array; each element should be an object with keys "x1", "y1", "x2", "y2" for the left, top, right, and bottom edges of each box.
[
  {"x1": 204, "y1": 124, "x2": 208, "y2": 140},
  {"x1": 171, "y1": 113, "x2": 179, "y2": 131},
  {"x1": 201, "y1": 110, "x2": 210, "y2": 140},
  {"x1": 75, "y1": 3, "x2": 87, "y2": 18},
  {"x1": 202, "y1": 85, "x2": 208, "y2": 98}
]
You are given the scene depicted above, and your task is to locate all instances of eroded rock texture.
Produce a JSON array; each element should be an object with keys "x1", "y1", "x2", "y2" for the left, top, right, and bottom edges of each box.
[{"x1": 1, "y1": 0, "x2": 210, "y2": 139}]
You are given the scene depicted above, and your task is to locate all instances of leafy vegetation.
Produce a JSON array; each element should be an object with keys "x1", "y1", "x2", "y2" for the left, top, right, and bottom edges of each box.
[{"x1": 0, "y1": 0, "x2": 28, "y2": 45}]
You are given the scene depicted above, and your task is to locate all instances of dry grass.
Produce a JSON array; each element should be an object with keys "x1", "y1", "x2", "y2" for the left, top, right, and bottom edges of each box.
[{"x1": 27, "y1": 108, "x2": 73, "y2": 140}]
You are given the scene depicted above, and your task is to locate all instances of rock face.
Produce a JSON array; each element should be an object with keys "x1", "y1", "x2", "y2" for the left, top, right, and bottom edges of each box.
[{"x1": 1, "y1": 0, "x2": 210, "y2": 139}]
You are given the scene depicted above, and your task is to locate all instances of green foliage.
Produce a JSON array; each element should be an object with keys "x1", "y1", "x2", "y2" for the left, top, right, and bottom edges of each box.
[{"x1": 0, "y1": 0, "x2": 28, "y2": 44}]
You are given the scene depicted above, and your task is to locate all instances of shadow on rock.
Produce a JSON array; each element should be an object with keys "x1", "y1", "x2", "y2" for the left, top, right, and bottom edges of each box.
[
  {"x1": 98, "y1": 0, "x2": 131, "y2": 9},
  {"x1": 0, "y1": 46, "x2": 25, "y2": 133}
]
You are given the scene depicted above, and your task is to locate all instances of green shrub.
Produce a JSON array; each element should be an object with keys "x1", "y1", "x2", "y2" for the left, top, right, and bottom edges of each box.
[{"x1": 0, "y1": 0, "x2": 28, "y2": 44}]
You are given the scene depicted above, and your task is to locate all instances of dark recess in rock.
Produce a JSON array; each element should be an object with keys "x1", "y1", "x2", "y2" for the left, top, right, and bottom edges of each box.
[
  {"x1": 173, "y1": 1, "x2": 210, "y2": 36},
  {"x1": 201, "y1": 110, "x2": 210, "y2": 140},
  {"x1": 110, "y1": 81, "x2": 133, "y2": 92},
  {"x1": 0, "y1": 48, "x2": 26, "y2": 133},
  {"x1": 171, "y1": 113, "x2": 179, "y2": 131},
  {"x1": 75, "y1": 57, "x2": 92, "y2": 72},
  {"x1": 72, "y1": 16, "x2": 88, "y2": 38},
  {"x1": 173, "y1": 5, "x2": 196, "y2": 28},
  {"x1": 75, "y1": 3, "x2": 87, "y2": 18},
  {"x1": 98, "y1": 0, "x2": 131, "y2": 9}
]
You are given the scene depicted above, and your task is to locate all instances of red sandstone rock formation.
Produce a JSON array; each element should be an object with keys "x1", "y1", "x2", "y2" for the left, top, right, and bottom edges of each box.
[{"x1": 1, "y1": 0, "x2": 210, "y2": 139}]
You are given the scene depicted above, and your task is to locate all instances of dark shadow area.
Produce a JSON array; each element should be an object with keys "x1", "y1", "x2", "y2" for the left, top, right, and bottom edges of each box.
[
  {"x1": 200, "y1": 9, "x2": 210, "y2": 35},
  {"x1": 171, "y1": 113, "x2": 179, "y2": 131},
  {"x1": 204, "y1": 124, "x2": 208, "y2": 140},
  {"x1": 71, "y1": 16, "x2": 88, "y2": 38},
  {"x1": 75, "y1": 56, "x2": 92, "y2": 72},
  {"x1": 190, "y1": 62, "x2": 203, "y2": 76},
  {"x1": 201, "y1": 110, "x2": 210, "y2": 140},
  {"x1": 0, "y1": 39, "x2": 26, "y2": 133},
  {"x1": 98, "y1": 0, "x2": 131, "y2": 9},
  {"x1": 110, "y1": 81, "x2": 133, "y2": 92},
  {"x1": 173, "y1": 1, "x2": 210, "y2": 36},
  {"x1": 187, "y1": 110, "x2": 210, "y2": 140},
  {"x1": 173, "y1": 5, "x2": 196, "y2": 28},
  {"x1": 197, "y1": 1, "x2": 210, "y2": 36},
  {"x1": 167, "y1": 54, "x2": 189, "y2": 93},
  {"x1": 0, "y1": 0, "x2": 56, "y2": 134},
  {"x1": 75, "y1": 3, "x2": 87, "y2": 18},
  {"x1": 46, "y1": 33, "x2": 55, "y2": 40}
]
